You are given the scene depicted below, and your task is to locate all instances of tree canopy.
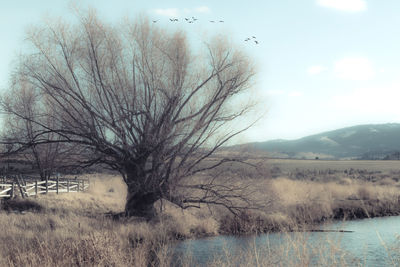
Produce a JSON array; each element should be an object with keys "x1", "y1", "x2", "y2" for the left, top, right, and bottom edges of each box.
[{"x1": 1, "y1": 10, "x2": 258, "y2": 218}]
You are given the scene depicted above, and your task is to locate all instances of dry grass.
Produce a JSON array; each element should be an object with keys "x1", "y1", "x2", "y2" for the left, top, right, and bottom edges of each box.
[
  {"x1": 205, "y1": 233, "x2": 355, "y2": 267},
  {"x1": 206, "y1": 159, "x2": 400, "y2": 233},
  {"x1": 265, "y1": 158, "x2": 400, "y2": 173},
  {"x1": 268, "y1": 177, "x2": 400, "y2": 224},
  {"x1": 0, "y1": 173, "x2": 220, "y2": 266},
  {"x1": 1, "y1": 159, "x2": 400, "y2": 266}
]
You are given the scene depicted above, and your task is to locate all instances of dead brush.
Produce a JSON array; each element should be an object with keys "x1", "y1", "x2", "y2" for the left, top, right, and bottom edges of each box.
[
  {"x1": 1, "y1": 166, "x2": 400, "y2": 266},
  {"x1": 218, "y1": 210, "x2": 269, "y2": 234},
  {"x1": 1, "y1": 198, "x2": 43, "y2": 212}
]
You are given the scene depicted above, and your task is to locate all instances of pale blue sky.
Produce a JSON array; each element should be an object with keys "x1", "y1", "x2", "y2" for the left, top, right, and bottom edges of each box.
[{"x1": 1, "y1": 0, "x2": 400, "y2": 143}]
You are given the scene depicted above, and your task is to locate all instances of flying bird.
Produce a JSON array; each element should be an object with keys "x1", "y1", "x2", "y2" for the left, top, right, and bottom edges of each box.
[
  {"x1": 210, "y1": 20, "x2": 215, "y2": 23},
  {"x1": 185, "y1": 18, "x2": 189, "y2": 21},
  {"x1": 219, "y1": 20, "x2": 224, "y2": 23},
  {"x1": 254, "y1": 40, "x2": 259, "y2": 44},
  {"x1": 252, "y1": 36, "x2": 256, "y2": 39},
  {"x1": 192, "y1": 17, "x2": 198, "y2": 21},
  {"x1": 152, "y1": 20, "x2": 158, "y2": 23}
]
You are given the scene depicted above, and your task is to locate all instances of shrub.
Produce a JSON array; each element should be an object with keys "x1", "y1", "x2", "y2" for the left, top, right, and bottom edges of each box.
[{"x1": 1, "y1": 198, "x2": 43, "y2": 212}]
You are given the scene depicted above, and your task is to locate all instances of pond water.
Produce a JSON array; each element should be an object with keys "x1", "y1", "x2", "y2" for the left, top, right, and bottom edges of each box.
[{"x1": 173, "y1": 216, "x2": 400, "y2": 266}]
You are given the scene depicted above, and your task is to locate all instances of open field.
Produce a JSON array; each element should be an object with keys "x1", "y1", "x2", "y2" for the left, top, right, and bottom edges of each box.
[
  {"x1": 212, "y1": 159, "x2": 400, "y2": 233},
  {"x1": 266, "y1": 158, "x2": 400, "y2": 173},
  {"x1": 0, "y1": 160, "x2": 400, "y2": 266}
]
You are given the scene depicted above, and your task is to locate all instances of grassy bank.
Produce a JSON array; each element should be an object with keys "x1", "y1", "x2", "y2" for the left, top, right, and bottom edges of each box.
[
  {"x1": 0, "y1": 174, "x2": 220, "y2": 266},
  {"x1": 1, "y1": 160, "x2": 400, "y2": 266}
]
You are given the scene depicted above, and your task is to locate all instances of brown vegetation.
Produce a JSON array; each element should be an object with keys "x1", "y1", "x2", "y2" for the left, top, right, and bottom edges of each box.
[
  {"x1": 0, "y1": 174, "x2": 220, "y2": 266},
  {"x1": 1, "y1": 160, "x2": 400, "y2": 265}
]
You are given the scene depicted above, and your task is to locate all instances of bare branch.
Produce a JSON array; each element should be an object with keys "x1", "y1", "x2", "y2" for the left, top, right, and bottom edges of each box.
[{"x1": 0, "y1": 11, "x2": 259, "y2": 218}]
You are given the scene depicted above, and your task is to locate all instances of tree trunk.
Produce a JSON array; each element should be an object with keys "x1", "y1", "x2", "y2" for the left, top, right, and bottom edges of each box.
[{"x1": 125, "y1": 183, "x2": 160, "y2": 219}]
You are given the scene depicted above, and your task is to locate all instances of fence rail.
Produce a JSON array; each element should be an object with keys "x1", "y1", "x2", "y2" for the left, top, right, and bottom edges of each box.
[{"x1": 0, "y1": 175, "x2": 89, "y2": 198}]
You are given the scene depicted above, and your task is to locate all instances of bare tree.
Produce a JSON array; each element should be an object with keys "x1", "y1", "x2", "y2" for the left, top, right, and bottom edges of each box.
[
  {"x1": 1, "y1": 10, "x2": 258, "y2": 218},
  {"x1": 1, "y1": 76, "x2": 81, "y2": 179}
]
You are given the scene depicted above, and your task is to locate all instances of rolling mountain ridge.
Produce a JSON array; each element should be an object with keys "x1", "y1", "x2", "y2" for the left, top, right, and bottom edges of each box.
[{"x1": 237, "y1": 123, "x2": 400, "y2": 159}]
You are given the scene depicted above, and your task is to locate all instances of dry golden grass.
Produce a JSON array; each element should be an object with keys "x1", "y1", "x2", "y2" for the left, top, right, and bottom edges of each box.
[
  {"x1": 205, "y1": 232, "x2": 355, "y2": 267},
  {"x1": 265, "y1": 158, "x2": 400, "y2": 173},
  {"x1": 31, "y1": 174, "x2": 126, "y2": 215},
  {"x1": 1, "y1": 159, "x2": 400, "y2": 266},
  {"x1": 0, "y1": 173, "x2": 221, "y2": 266},
  {"x1": 262, "y1": 177, "x2": 400, "y2": 228},
  {"x1": 211, "y1": 159, "x2": 400, "y2": 233},
  {"x1": 270, "y1": 177, "x2": 400, "y2": 206}
]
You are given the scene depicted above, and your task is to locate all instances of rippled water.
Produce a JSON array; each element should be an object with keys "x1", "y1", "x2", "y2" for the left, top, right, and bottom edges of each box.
[{"x1": 173, "y1": 216, "x2": 400, "y2": 266}]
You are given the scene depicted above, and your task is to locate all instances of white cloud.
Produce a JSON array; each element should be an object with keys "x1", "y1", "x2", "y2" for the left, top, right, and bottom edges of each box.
[
  {"x1": 153, "y1": 8, "x2": 179, "y2": 17},
  {"x1": 331, "y1": 82, "x2": 400, "y2": 116},
  {"x1": 194, "y1": 6, "x2": 211, "y2": 14},
  {"x1": 153, "y1": 6, "x2": 211, "y2": 18},
  {"x1": 307, "y1": 65, "x2": 326, "y2": 75},
  {"x1": 317, "y1": 0, "x2": 367, "y2": 12},
  {"x1": 334, "y1": 57, "x2": 375, "y2": 81}
]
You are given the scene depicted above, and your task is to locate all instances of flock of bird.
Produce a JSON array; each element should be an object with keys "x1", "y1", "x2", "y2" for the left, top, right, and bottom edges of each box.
[
  {"x1": 245, "y1": 36, "x2": 259, "y2": 44},
  {"x1": 152, "y1": 17, "x2": 259, "y2": 45}
]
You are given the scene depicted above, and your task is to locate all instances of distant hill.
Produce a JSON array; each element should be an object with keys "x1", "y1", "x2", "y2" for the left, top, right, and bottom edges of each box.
[{"x1": 232, "y1": 123, "x2": 400, "y2": 159}]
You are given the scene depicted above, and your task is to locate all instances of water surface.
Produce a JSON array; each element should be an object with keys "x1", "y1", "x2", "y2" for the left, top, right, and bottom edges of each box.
[{"x1": 173, "y1": 216, "x2": 400, "y2": 266}]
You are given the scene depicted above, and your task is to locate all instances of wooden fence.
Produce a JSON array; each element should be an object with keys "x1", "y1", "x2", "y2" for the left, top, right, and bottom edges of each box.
[{"x1": 0, "y1": 175, "x2": 89, "y2": 198}]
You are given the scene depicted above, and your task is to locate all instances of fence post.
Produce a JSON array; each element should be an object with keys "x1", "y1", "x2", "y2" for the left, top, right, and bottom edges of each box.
[
  {"x1": 67, "y1": 179, "x2": 70, "y2": 193},
  {"x1": 21, "y1": 175, "x2": 26, "y2": 186},
  {"x1": 35, "y1": 180, "x2": 38, "y2": 197},
  {"x1": 10, "y1": 181, "x2": 14, "y2": 198},
  {"x1": 46, "y1": 176, "x2": 48, "y2": 194},
  {"x1": 82, "y1": 180, "x2": 85, "y2": 191},
  {"x1": 16, "y1": 176, "x2": 25, "y2": 199},
  {"x1": 56, "y1": 174, "x2": 59, "y2": 194},
  {"x1": 77, "y1": 179, "x2": 80, "y2": 192}
]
